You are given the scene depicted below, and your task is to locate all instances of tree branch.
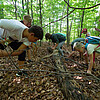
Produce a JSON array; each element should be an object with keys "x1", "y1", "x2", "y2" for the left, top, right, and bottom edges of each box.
[
  {"x1": 64, "y1": 0, "x2": 100, "y2": 9},
  {"x1": 43, "y1": 9, "x2": 75, "y2": 27}
]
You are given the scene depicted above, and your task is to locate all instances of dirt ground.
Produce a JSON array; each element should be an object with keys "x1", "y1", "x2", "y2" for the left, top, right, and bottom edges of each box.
[{"x1": 0, "y1": 42, "x2": 100, "y2": 100}]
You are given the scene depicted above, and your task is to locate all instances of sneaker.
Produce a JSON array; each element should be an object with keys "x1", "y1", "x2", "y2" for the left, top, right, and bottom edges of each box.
[
  {"x1": 16, "y1": 72, "x2": 22, "y2": 77},
  {"x1": 22, "y1": 71, "x2": 28, "y2": 76},
  {"x1": 16, "y1": 70, "x2": 28, "y2": 77},
  {"x1": 92, "y1": 68, "x2": 97, "y2": 71},
  {"x1": 83, "y1": 64, "x2": 88, "y2": 68},
  {"x1": 65, "y1": 58, "x2": 68, "y2": 61},
  {"x1": 87, "y1": 70, "x2": 91, "y2": 74},
  {"x1": 28, "y1": 59, "x2": 32, "y2": 63}
]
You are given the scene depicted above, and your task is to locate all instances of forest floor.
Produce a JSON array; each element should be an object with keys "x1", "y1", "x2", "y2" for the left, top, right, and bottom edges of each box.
[{"x1": 0, "y1": 42, "x2": 100, "y2": 100}]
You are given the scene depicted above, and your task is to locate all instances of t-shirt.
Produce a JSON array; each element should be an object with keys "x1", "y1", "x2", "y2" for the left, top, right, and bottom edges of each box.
[
  {"x1": 50, "y1": 33, "x2": 66, "y2": 43},
  {"x1": 56, "y1": 33, "x2": 66, "y2": 37},
  {"x1": 0, "y1": 19, "x2": 30, "y2": 46},
  {"x1": 87, "y1": 44, "x2": 100, "y2": 55},
  {"x1": 71, "y1": 38, "x2": 85, "y2": 51},
  {"x1": 71, "y1": 38, "x2": 85, "y2": 46}
]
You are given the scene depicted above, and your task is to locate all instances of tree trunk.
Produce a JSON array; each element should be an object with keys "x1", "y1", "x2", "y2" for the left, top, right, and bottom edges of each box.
[
  {"x1": 22, "y1": 0, "x2": 24, "y2": 10},
  {"x1": 0, "y1": 1, "x2": 4, "y2": 19},
  {"x1": 80, "y1": 10, "x2": 84, "y2": 37},
  {"x1": 49, "y1": 18, "x2": 51, "y2": 33},
  {"x1": 67, "y1": 0, "x2": 70, "y2": 46},
  {"x1": 14, "y1": 0, "x2": 17, "y2": 19},
  {"x1": 69, "y1": 16, "x2": 73, "y2": 37},
  {"x1": 27, "y1": 0, "x2": 29, "y2": 14},
  {"x1": 60, "y1": 4, "x2": 66, "y2": 32},
  {"x1": 39, "y1": 0, "x2": 42, "y2": 46},
  {"x1": 39, "y1": 0, "x2": 42, "y2": 27},
  {"x1": 31, "y1": 0, "x2": 34, "y2": 25}
]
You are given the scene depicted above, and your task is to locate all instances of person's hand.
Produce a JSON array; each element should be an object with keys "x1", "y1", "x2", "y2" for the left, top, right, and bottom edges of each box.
[
  {"x1": 65, "y1": 58, "x2": 68, "y2": 61},
  {"x1": 52, "y1": 47, "x2": 55, "y2": 50},
  {"x1": 28, "y1": 59, "x2": 32, "y2": 63},
  {"x1": 87, "y1": 70, "x2": 91, "y2": 74},
  {"x1": 83, "y1": 51, "x2": 87, "y2": 56},
  {"x1": 95, "y1": 28, "x2": 98, "y2": 31}
]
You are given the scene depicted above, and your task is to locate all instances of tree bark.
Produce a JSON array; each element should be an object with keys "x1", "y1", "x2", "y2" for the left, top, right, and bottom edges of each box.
[
  {"x1": 67, "y1": 0, "x2": 70, "y2": 46},
  {"x1": 14, "y1": 0, "x2": 17, "y2": 19},
  {"x1": 31, "y1": 0, "x2": 34, "y2": 25}
]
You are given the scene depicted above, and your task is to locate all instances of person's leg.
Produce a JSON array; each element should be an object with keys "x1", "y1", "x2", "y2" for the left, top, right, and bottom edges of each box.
[
  {"x1": 9, "y1": 42, "x2": 26, "y2": 69},
  {"x1": 18, "y1": 61, "x2": 25, "y2": 69},
  {"x1": 33, "y1": 43, "x2": 38, "y2": 56},
  {"x1": 92, "y1": 52, "x2": 100, "y2": 71},
  {"x1": 68, "y1": 51, "x2": 75, "y2": 58},
  {"x1": 56, "y1": 41, "x2": 65, "y2": 49},
  {"x1": 84, "y1": 55, "x2": 88, "y2": 65},
  {"x1": 56, "y1": 41, "x2": 65, "y2": 56},
  {"x1": 0, "y1": 43, "x2": 6, "y2": 50},
  {"x1": 27, "y1": 49, "x2": 31, "y2": 60}
]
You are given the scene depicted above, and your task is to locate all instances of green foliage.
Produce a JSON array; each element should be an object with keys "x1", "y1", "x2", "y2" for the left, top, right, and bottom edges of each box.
[{"x1": 0, "y1": 0, "x2": 100, "y2": 42}]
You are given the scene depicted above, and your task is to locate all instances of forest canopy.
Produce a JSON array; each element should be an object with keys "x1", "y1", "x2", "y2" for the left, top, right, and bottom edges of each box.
[{"x1": 0, "y1": 0, "x2": 100, "y2": 43}]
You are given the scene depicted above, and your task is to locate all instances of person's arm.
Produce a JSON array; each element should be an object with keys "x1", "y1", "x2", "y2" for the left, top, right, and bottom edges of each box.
[
  {"x1": 0, "y1": 19, "x2": 20, "y2": 31},
  {"x1": 0, "y1": 44, "x2": 27, "y2": 57},
  {"x1": 51, "y1": 35, "x2": 59, "y2": 49},
  {"x1": 27, "y1": 49, "x2": 31, "y2": 60},
  {"x1": 32, "y1": 43, "x2": 38, "y2": 56},
  {"x1": 95, "y1": 28, "x2": 100, "y2": 32},
  {"x1": 84, "y1": 54, "x2": 88, "y2": 65},
  {"x1": 87, "y1": 54, "x2": 93, "y2": 74},
  {"x1": 68, "y1": 51, "x2": 75, "y2": 58},
  {"x1": 52, "y1": 43, "x2": 58, "y2": 49}
]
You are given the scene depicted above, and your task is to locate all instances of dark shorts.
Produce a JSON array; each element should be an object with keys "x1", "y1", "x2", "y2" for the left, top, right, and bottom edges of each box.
[{"x1": 0, "y1": 41, "x2": 26, "y2": 61}]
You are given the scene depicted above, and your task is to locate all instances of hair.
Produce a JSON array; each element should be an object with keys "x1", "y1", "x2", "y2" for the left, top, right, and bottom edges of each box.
[
  {"x1": 45, "y1": 33, "x2": 51, "y2": 40},
  {"x1": 73, "y1": 42, "x2": 83, "y2": 50},
  {"x1": 23, "y1": 15, "x2": 32, "y2": 23},
  {"x1": 28, "y1": 25, "x2": 43, "y2": 40}
]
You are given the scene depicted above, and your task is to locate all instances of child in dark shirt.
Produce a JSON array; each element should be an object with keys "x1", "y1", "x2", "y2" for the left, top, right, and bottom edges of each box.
[{"x1": 45, "y1": 33, "x2": 66, "y2": 56}]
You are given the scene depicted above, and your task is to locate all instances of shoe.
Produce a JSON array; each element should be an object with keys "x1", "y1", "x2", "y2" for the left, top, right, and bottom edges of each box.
[
  {"x1": 92, "y1": 68, "x2": 97, "y2": 71},
  {"x1": 65, "y1": 58, "x2": 68, "y2": 61},
  {"x1": 22, "y1": 71, "x2": 28, "y2": 76},
  {"x1": 58, "y1": 49, "x2": 64, "y2": 56},
  {"x1": 87, "y1": 70, "x2": 91, "y2": 74},
  {"x1": 16, "y1": 70, "x2": 28, "y2": 77},
  {"x1": 16, "y1": 72, "x2": 22, "y2": 77},
  {"x1": 28, "y1": 59, "x2": 32, "y2": 63},
  {"x1": 83, "y1": 64, "x2": 88, "y2": 68}
]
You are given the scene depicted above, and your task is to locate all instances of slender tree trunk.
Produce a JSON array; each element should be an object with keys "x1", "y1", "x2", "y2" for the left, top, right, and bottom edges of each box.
[
  {"x1": 49, "y1": 18, "x2": 51, "y2": 33},
  {"x1": 39, "y1": 0, "x2": 42, "y2": 27},
  {"x1": 60, "y1": 4, "x2": 66, "y2": 32},
  {"x1": 14, "y1": 0, "x2": 17, "y2": 19},
  {"x1": 80, "y1": 1, "x2": 87, "y2": 37},
  {"x1": 67, "y1": 0, "x2": 69, "y2": 46},
  {"x1": 0, "y1": 1, "x2": 4, "y2": 18},
  {"x1": 69, "y1": 16, "x2": 73, "y2": 36},
  {"x1": 39, "y1": 0, "x2": 42, "y2": 46},
  {"x1": 80, "y1": 10, "x2": 84, "y2": 37},
  {"x1": 22, "y1": 0, "x2": 24, "y2": 10},
  {"x1": 31, "y1": 0, "x2": 34, "y2": 25},
  {"x1": 27, "y1": 0, "x2": 29, "y2": 14},
  {"x1": 36, "y1": 0, "x2": 39, "y2": 22}
]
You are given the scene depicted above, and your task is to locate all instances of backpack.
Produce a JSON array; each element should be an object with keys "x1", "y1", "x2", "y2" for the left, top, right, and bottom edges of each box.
[
  {"x1": 85, "y1": 36, "x2": 100, "y2": 49},
  {"x1": 86, "y1": 36, "x2": 100, "y2": 44},
  {"x1": 85, "y1": 36, "x2": 100, "y2": 63}
]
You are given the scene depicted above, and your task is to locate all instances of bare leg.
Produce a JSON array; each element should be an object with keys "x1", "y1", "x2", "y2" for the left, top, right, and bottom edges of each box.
[{"x1": 18, "y1": 61, "x2": 25, "y2": 69}]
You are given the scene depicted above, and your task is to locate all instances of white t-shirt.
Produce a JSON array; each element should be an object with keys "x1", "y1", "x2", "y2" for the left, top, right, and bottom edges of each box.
[
  {"x1": 0, "y1": 19, "x2": 30, "y2": 46},
  {"x1": 87, "y1": 44, "x2": 100, "y2": 55}
]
